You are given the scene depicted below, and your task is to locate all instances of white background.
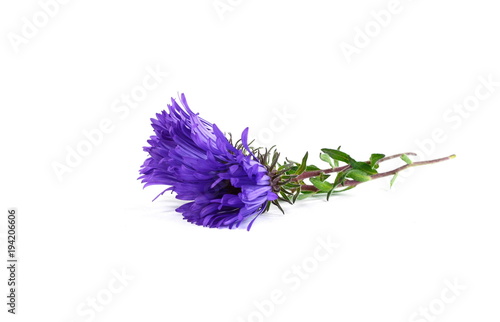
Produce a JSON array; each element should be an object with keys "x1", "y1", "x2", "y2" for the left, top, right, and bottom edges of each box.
[{"x1": 1, "y1": 0, "x2": 499, "y2": 321}]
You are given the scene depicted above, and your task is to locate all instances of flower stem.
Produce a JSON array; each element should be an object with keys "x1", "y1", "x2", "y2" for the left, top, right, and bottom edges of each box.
[
  {"x1": 293, "y1": 152, "x2": 418, "y2": 182},
  {"x1": 299, "y1": 154, "x2": 456, "y2": 191}
]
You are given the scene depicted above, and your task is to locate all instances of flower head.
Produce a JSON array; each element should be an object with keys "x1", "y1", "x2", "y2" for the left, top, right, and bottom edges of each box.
[{"x1": 139, "y1": 94, "x2": 278, "y2": 230}]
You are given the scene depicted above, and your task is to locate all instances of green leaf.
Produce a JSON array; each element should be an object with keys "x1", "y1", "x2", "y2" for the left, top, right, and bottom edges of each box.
[
  {"x1": 346, "y1": 169, "x2": 371, "y2": 182},
  {"x1": 295, "y1": 152, "x2": 309, "y2": 175},
  {"x1": 331, "y1": 186, "x2": 356, "y2": 194},
  {"x1": 292, "y1": 187, "x2": 301, "y2": 203},
  {"x1": 332, "y1": 171, "x2": 348, "y2": 188},
  {"x1": 318, "y1": 172, "x2": 330, "y2": 181},
  {"x1": 400, "y1": 154, "x2": 413, "y2": 165},
  {"x1": 297, "y1": 191, "x2": 316, "y2": 200},
  {"x1": 288, "y1": 164, "x2": 320, "y2": 174},
  {"x1": 310, "y1": 177, "x2": 333, "y2": 192},
  {"x1": 320, "y1": 153, "x2": 335, "y2": 168},
  {"x1": 334, "y1": 146, "x2": 341, "y2": 167},
  {"x1": 351, "y1": 161, "x2": 378, "y2": 175},
  {"x1": 370, "y1": 153, "x2": 385, "y2": 166},
  {"x1": 390, "y1": 173, "x2": 398, "y2": 188},
  {"x1": 321, "y1": 148, "x2": 353, "y2": 164},
  {"x1": 327, "y1": 184, "x2": 357, "y2": 200},
  {"x1": 326, "y1": 187, "x2": 334, "y2": 201}
]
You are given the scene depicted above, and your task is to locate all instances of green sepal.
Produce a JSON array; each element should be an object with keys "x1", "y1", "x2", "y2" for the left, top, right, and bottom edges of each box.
[
  {"x1": 272, "y1": 200, "x2": 285, "y2": 214},
  {"x1": 279, "y1": 190, "x2": 293, "y2": 204},
  {"x1": 265, "y1": 201, "x2": 272, "y2": 212}
]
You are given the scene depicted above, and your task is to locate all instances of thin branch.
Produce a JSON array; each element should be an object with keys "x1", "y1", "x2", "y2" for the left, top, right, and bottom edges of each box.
[
  {"x1": 293, "y1": 152, "x2": 418, "y2": 182},
  {"x1": 296, "y1": 154, "x2": 455, "y2": 191},
  {"x1": 340, "y1": 154, "x2": 456, "y2": 187}
]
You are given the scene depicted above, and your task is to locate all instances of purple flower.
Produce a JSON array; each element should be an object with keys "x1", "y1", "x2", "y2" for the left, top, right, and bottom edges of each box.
[{"x1": 139, "y1": 94, "x2": 278, "y2": 230}]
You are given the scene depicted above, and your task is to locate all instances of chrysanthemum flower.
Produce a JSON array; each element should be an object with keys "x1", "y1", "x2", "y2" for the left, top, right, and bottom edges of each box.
[
  {"x1": 139, "y1": 94, "x2": 278, "y2": 230},
  {"x1": 140, "y1": 94, "x2": 455, "y2": 230}
]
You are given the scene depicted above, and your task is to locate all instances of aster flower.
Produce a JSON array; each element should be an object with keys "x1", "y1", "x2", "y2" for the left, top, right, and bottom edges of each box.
[
  {"x1": 138, "y1": 94, "x2": 279, "y2": 230},
  {"x1": 139, "y1": 94, "x2": 455, "y2": 230}
]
